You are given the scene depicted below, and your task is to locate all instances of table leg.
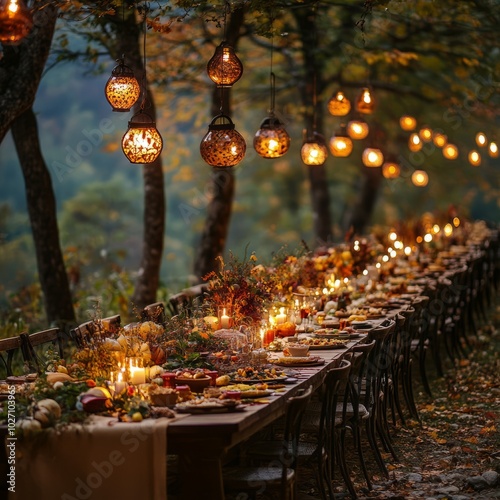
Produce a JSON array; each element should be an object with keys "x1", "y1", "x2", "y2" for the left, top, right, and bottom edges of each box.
[{"x1": 177, "y1": 453, "x2": 225, "y2": 500}]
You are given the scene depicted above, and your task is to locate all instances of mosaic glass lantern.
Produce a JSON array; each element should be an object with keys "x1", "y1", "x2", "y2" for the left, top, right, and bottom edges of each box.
[
  {"x1": 347, "y1": 117, "x2": 369, "y2": 140},
  {"x1": 443, "y1": 143, "x2": 459, "y2": 160},
  {"x1": 329, "y1": 125, "x2": 353, "y2": 157},
  {"x1": 362, "y1": 147, "x2": 384, "y2": 167},
  {"x1": 0, "y1": 0, "x2": 32, "y2": 44},
  {"x1": 200, "y1": 114, "x2": 246, "y2": 167},
  {"x1": 327, "y1": 91, "x2": 351, "y2": 116},
  {"x1": 488, "y1": 141, "x2": 498, "y2": 158},
  {"x1": 419, "y1": 126, "x2": 433, "y2": 142},
  {"x1": 301, "y1": 132, "x2": 328, "y2": 166},
  {"x1": 122, "y1": 112, "x2": 163, "y2": 164},
  {"x1": 475, "y1": 132, "x2": 487, "y2": 147},
  {"x1": 408, "y1": 133, "x2": 422, "y2": 152},
  {"x1": 254, "y1": 115, "x2": 290, "y2": 159},
  {"x1": 468, "y1": 150, "x2": 481, "y2": 166},
  {"x1": 382, "y1": 160, "x2": 401, "y2": 179},
  {"x1": 207, "y1": 41, "x2": 243, "y2": 88},
  {"x1": 432, "y1": 131, "x2": 447, "y2": 148},
  {"x1": 355, "y1": 87, "x2": 375, "y2": 114},
  {"x1": 104, "y1": 57, "x2": 141, "y2": 112}
]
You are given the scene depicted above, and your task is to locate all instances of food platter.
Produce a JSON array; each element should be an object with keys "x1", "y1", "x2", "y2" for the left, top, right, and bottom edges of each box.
[
  {"x1": 298, "y1": 338, "x2": 350, "y2": 349},
  {"x1": 175, "y1": 399, "x2": 246, "y2": 414},
  {"x1": 271, "y1": 356, "x2": 326, "y2": 367}
]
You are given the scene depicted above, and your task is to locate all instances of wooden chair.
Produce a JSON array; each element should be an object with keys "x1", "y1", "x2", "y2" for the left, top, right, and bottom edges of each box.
[
  {"x1": 167, "y1": 284, "x2": 208, "y2": 317},
  {"x1": 0, "y1": 335, "x2": 23, "y2": 377},
  {"x1": 19, "y1": 327, "x2": 64, "y2": 373},
  {"x1": 223, "y1": 386, "x2": 313, "y2": 500},
  {"x1": 70, "y1": 315, "x2": 121, "y2": 347},
  {"x1": 141, "y1": 302, "x2": 166, "y2": 324}
]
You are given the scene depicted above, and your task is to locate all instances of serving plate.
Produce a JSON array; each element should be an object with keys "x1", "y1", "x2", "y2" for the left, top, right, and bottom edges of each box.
[{"x1": 175, "y1": 400, "x2": 246, "y2": 414}]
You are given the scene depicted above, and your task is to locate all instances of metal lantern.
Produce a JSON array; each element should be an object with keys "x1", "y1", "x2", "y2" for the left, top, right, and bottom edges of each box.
[
  {"x1": 362, "y1": 147, "x2": 384, "y2": 167},
  {"x1": 347, "y1": 118, "x2": 369, "y2": 140},
  {"x1": 200, "y1": 114, "x2": 246, "y2": 167},
  {"x1": 382, "y1": 161, "x2": 401, "y2": 179},
  {"x1": 253, "y1": 115, "x2": 290, "y2": 159},
  {"x1": 408, "y1": 133, "x2": 422, "y2": 152},
  {"x1": 443, "y1": 143, "x2": 459, "y2": 160},
  {"x1": 327, "y1": 91, "x2": 351, "y2": 116},
  {"x1": 488, "y1": 141, "x2": 498, "y2": 158},
  {"x1": 355, "y1": 87, "x2": 375, "y2": 114},
  {"x1": 468, "y1": 150, "x2": 481, "y2": 166},
  {"x1": 207, "y1": 41, "x2": 243, "y2": 88},
  {"x1": 0, "y1": 0, "x2": 32, "y2": 44},
  {"x1": 122, "y1": 112, "x2": 163, "y2": 164},
  {"x1": 105, "y1": 57, "x2": 141, "y2": 112},
  {"x1": 399, "y1": 115, "x2": 417, "y2": 131},
  {"x1": 301, "y1": 132, "x2": 328, "y2": 166},
  {"x1": 412, "y1": 170, "x2": 429, "y2": 187},
  {"x1": 329, "y1": 125, "x2": 353, "y2": 157}
]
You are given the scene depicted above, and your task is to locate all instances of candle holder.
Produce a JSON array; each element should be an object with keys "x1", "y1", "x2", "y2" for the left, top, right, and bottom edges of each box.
[
  {"x1": 126, "y1": 357, "x2": 146, "y2": 385},
  {"x1": 109, "y1": 370, "x2": 127, "y2": 396},
  {"x1": 217, "y1": 306, "x2": 234, "y2": 330}
]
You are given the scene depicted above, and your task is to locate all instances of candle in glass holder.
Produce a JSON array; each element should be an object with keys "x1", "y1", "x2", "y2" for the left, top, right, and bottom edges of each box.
[
  {"x1": 220, "y1": 308, "x2": 231, "y2": 329},
  {"x1": 114, "y1": 372, "x2": 127, "y2": 395},
  {"x1": 128, "y1": 358, "x2": 146, "y2": 385},
  {"x1": 276, "y1": 307, "x2": 287, "y2": 324},
  {"x1": 204, "y1": 315, "x2": 219, "y2": 331}
]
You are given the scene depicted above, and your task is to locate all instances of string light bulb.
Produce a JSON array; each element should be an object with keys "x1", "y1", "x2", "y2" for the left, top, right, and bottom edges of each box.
[
  {"x1": 488, "y1": 141, "x2": 498, "y2": 158},
  {"x1": 0, "y1": 0, "x2": 32, "y2": 44},
  {"x1": 412, "y1": 170, "x2": 429, "y2": 187},
  {"x1": 432, "y1": 131, "x2": 447, "y2": 148},
  {"x1": 382, "y1": 159, "x2": 401, "y2": 179},
  {"x1": 200, "y1": 114, "x2": 246, "y2": 168},
  {"x1": 419, "y1": 126, "x2": 433, "y2": 142},
  {"x1": 399, "y1": 115, "x2": 417, "y2": 131},
  {"x1": 104, "y1": 57, "x2": 141, "y2": 112},
  {"x1": 475, "y1": 132, "x2": 487, "y2": 147},
  {"x1": 468, "y1": 150, "x2": 481, "y2": 166},
  {"x1": 443, "y1": 143, "x2": 459, "y2": 160},
  {"x1": 408, "y1": 133, "x2": 422, "y2": 152}
]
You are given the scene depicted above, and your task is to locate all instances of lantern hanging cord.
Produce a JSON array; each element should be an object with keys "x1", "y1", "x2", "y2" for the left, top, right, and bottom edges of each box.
[
  {"x1": 312, "y1": 2, "x2": 318, "y2": 132},
  {"x1": 139, "y1": 2, "x2": 150, "y2": 112},
  {"x1": 269, "y1": 6, "x2": 276, "y2": 115}
]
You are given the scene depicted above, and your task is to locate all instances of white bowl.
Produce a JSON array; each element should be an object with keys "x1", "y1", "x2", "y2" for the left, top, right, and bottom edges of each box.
[{"x1": 288, "y1": 344, "x2": 310, "y2": 357}]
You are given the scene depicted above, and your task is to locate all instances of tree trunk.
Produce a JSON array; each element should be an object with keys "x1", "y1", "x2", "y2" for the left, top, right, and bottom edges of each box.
[
  {"x1": 0, "y1": 1, "x2": 58, "y2": 143},
  {"x1": 348, "y1": 166, "x2": 383, "y2": 236},
  {"x1": 293, "y1": 7, "x2": 333, "y2": 246},
  {"x1": 11, "y1": 108, "x2": 76, "y2": 325},
  {"x1": 193, "y1": 8, "x2": 244, "y2": 280},
  {"x1": 111, "y1": 12, "x2": 166, "y2": 311}
]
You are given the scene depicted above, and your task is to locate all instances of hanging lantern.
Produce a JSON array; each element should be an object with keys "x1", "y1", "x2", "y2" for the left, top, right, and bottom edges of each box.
[
  {"x1": 347, "y1": 118, "x2": 369, "y2": 140},
  {"x1": 104, "y1": 57, "x2": 141, "y2": 112},
  {"x1": 382, "y1": 159, "x2": 401, "y2": 179},
  {"x1": 468, "y1": 150, "x2": 481, "y2": 166},
  {"x1": 329, "y1": 125, "x2": 353, "y2": 157},
  {"x1": 362, "y1": 147, "x2": 384, "y2": 167},
  {"x1": 254, "y1": 115, "x2": 290, "y2": 159},
  {"x1": 408, "y1": 133, "x2": 422, "y2": 152},
  {"x1": 488, "y1": 141, "x2": 499, "y2": 158},
  {"x1": 432, "y1": 131, "x2": 447, "y2": 148},
  {"x1": 0, "y1": 0, "x2": 32, "y2": 44},
  {"x1": 122, "y1": 112, "x2": 163, "y2": 164},
  {"x1": 200, "y1": 114, "x2": 246, "y2": 168},
  {"x1": 207, "y1": 41, "x2": 243, "y2": 88},
  {"x1": 399, "y1": 115, "x2": 417, "y2": 131},
  {"x1": 327, "y1": 91, "x2": 351, "y2": 116},
  {"x1": 412, "y1": 170, "x2": 428, "y2": 187},
  {"x1": 301, "y1": 132, "x2": 328, "y2": 166},
  {"x1": 475, "y1": 132, "x2": 487, "y2": 147},
  {"x1": 419, "y1": 126, "x2": 432, "y2": 142},
  {"x1": 443, "y1": 143, "x2": 459, "y2": 160},
  {"x1": 355, "y1": 87, "x2": 375, "y2": 114}
]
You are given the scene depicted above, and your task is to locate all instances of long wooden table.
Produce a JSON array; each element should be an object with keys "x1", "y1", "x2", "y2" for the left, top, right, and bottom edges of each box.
[{"x1": 167, "y1": 345, "x2": 355, "y2": 500}]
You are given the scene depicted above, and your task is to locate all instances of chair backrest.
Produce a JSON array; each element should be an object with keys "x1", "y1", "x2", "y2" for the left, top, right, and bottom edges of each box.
[
  {"x1": 322, "y1": 359, "x2": 352, "y2": 434},
  {"x1": 21, "y1": 327, "x2": 64, "y2": 373},
  {"x1": 141, "y1": 302, "x2": 166, "y2": 324},
  {"x1": 0, "y1": 335, "x2": 23, "y2": 377},
  {"x1": 281, "y1": 385, "x2": 313, "y2": 469},
  {"x1": 167, "y1": 284, "x2": 208, "y2": 317},
  {"x1": 70, "y1": 315, "x2": 121, "y2": 347}
]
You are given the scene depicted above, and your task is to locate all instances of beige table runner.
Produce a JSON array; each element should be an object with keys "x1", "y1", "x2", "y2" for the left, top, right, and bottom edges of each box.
[{"x1": 12, "y1": 415, "x2": 185, "y2": 500}]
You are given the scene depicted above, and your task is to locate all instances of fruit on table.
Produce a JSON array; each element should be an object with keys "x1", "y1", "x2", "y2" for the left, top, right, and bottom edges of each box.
[{"x1": 16, "y1": 418, "x2": 42, "y2": 438}]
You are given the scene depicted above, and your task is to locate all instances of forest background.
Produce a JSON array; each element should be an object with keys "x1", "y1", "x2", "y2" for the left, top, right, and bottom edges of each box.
[{"x1": 0, "y1": 0, "x2": 499, "y2": 330}]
